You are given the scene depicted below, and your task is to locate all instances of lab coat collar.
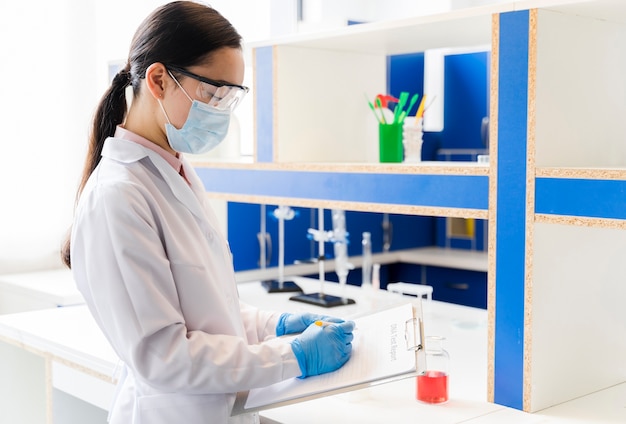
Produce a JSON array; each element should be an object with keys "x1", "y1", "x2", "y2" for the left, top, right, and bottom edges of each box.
[{"x1": 102, "y1": 137, "x2": 207, "y2": 222}]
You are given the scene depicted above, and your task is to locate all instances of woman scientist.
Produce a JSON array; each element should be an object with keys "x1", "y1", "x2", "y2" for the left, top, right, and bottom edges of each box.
[{"x1": 61, "y1": 2, "x2": 354, "y2": 423}]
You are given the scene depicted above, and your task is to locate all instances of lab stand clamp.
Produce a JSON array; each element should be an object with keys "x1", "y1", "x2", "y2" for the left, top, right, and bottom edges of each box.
[
  {"x1": 262, "y1": 205, "x2": 303, "y2": 293},
  {"x1": 290, "y1": 209, "x2": 356, "y2": 308}
]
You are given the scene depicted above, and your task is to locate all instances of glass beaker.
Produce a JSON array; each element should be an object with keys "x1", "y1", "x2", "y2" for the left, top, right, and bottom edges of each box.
[{"x1": 416, "y1": 336, "x2": 449, "y2": 404}]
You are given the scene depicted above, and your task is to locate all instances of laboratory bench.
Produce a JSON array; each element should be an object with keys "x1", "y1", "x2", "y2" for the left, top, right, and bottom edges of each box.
[
  {"x1": 0, "y1": 268, "x2": 83, "y2": 314},
  {"x1": 0, "y1": 276, "x2": 623, "y2": 423},
  {"x1": 235, "y1": 246, "x2": 487, "y2": 284}
]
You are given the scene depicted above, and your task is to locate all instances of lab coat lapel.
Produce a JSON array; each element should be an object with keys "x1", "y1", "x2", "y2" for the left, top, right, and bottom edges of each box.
[
  {"x1": 180, "y1": 156, "x2": 209, "y2": 203},
  {"x1": 103, "y1": 138, "x2": 207, "y2": 222},
  {"x1": 149, "y1": 153, "x2": 207, "y2": 222}
]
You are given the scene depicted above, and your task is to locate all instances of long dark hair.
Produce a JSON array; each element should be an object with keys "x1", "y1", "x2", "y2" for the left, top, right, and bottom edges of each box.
[{"x1": 61, "y1": 1, "x2": 242, "y2": 268}]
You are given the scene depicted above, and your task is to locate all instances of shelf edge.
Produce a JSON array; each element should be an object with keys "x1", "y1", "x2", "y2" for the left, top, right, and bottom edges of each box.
[
  {"x1": 206, "y1": 192, "x2": 488, "y2": 219},
  {"x1": 537, "y1": 167, "x2": 626, "y2": 180}
]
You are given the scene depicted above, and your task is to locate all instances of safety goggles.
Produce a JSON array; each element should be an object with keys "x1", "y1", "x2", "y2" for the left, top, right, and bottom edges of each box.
[{"x1": 167, "y1": 65, "x2": 249, "y2": 111}]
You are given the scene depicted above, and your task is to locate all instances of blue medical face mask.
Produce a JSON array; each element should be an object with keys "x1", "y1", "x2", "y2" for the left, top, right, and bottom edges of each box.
[{"x1": 158, "y1": 73, "x2": 231, "y2": 155}]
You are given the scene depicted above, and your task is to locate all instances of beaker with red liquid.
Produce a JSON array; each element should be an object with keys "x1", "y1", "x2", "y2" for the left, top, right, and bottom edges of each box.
[{"x1": 416, "y1": 336, "x2": 449, "y2": 403}]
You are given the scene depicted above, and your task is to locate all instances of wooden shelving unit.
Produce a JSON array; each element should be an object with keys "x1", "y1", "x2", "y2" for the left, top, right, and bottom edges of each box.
[{"x1": 194, "y1": 0, "x2": 626, "y2": 414}]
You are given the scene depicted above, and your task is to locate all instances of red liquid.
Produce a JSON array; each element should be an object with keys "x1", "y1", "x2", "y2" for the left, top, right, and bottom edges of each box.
[{"x1": 417, "y1": 371, "x2": 448, "y2": 403}]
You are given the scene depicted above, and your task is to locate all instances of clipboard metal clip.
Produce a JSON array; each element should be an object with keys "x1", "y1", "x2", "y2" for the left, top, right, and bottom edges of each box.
[{"x1": 404, "y1": 317, "x2": 424, "y2": 352}]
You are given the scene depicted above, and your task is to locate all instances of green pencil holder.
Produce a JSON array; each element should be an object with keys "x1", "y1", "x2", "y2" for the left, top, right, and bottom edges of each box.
[{"x1": 379, "y1": 123, "x2": 404, "y2": 163}]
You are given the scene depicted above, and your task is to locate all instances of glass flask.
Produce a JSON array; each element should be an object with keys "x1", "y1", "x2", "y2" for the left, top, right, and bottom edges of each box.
[
  {"x1": 416, "y1": 336, "x2": 449, "y2": 403},
  {"x1": 361, "y1": 232, "x2": 372, "y2": 289}
]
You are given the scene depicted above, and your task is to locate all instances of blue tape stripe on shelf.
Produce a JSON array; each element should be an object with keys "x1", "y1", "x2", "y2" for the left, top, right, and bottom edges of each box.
[
  {"x1": 196, "y1": 168, "x2": 488, "y2": 210},
  {"x1": 537, "y1": 178, "x2": 626, "y2": 220},
  {"x1": 255, "y1": 46, "x2": 274, "y2": 163},
  {"x1": 494, "y1": 9, "x2": 529, "y2": 411}
]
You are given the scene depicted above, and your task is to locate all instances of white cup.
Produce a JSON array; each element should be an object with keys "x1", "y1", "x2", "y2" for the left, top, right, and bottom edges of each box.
[{"x1": 403, "y1": 117, "x2": 423, "y2": 163}]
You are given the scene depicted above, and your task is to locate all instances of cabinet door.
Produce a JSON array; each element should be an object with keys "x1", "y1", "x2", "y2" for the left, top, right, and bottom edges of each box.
[{"x1": 390, "y1": 263, "x2": 487, "y2": 309}]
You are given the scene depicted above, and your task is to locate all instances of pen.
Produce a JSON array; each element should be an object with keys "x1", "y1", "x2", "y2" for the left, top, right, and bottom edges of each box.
[
  {"x1": 415, "y1": 94, "x2": 437, "y2": 123},
  {"x1": 314, "y1": 320, "x2": 336, "y2": 327},
  {"x1": 415, "y1": 94, "x2": 427, "y2": 121},
  {"x1": 375, "y1": 97, "x2": 388, "y2": 124},
  {"x1": 315, "y1": 321, "x2": 358, "y2": 332}
]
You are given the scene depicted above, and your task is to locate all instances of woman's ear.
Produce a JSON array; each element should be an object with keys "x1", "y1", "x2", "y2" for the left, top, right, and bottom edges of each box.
[{"x1": 144, "y1": 63, "x2": 168, "y2": 100}]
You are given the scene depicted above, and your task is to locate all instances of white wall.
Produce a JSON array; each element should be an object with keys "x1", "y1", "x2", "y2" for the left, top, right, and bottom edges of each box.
[
  {"x1": 298, "y1": 0, "x2": 515, "y2": 30},
  {"x1": 532, "y1": 223, "x2": 626, "y2": 410},
  {"x1": 0, "y1": 0, "x2": 98, "y2": 273}
]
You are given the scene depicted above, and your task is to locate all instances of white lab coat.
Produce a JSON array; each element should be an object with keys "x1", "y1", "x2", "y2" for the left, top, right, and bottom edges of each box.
[{"x1": 71, "y1": 137, "x2": 301, "y2": 424}]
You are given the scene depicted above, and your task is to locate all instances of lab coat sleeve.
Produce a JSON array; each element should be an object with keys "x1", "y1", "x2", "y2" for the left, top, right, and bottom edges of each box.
[
  {"x1": 72, "y1": 180, "x2": 301, "y2": 395},
  {"x1": 239, "y1": 301, "x2": 281, "y2": 342}
]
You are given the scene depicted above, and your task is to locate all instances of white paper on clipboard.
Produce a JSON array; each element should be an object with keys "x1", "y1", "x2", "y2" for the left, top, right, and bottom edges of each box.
[{"x1": 232, "y1": 302, "x2": 423, "y2": 416}]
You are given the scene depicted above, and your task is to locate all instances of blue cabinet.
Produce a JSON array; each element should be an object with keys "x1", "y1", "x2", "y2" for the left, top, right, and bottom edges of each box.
[{"x1": 389, "y1": 263, "x2": 487, "y2": 309}]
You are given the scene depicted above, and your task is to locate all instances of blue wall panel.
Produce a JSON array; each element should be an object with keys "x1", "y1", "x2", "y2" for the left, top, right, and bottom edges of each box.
[
  {"x1": 228, "y1": 204, "x2": 436, "y2": 273},
  {"x1": 537, "y1": 178, "x2": 626, "y2": 220},
  {"x1": 255, "y1": 46, "x2": 274, "y2": 163},
  {"x1": 228, "y1": 203, "x2": 316, "y2": 271},
  {"x1": 388, "y1": 51, "x2": 489, "y2": 160},
  {"x1": 443, "y1": 52, "x2": 490, "y2": 150},
  {"x1": 228, "y1": 202, "x2": 263, "y2": 271},
  {"x1": 494, "y1": 10, "x2": 529, "y2": 410},
  {"x1": 387, "y1": 52, "x2": 425, "y2": 116}
]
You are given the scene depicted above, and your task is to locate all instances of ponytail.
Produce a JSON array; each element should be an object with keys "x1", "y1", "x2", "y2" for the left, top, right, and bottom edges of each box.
[
  {"x1": 80, "y1": 65, "x2": 131, "y2": 195},
  {"x1": 61, "y1": 65, "x2": 131, "y2": 268}
]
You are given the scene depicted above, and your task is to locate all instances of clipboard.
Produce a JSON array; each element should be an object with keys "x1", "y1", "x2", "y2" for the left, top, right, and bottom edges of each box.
[{"x1": 232, "y1": 302, "x2": 424, "y2": 416}]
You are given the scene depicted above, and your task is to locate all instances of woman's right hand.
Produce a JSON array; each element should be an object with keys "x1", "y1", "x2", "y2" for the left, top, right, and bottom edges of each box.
[{"x1": 290, "y1": 321, "x2": 355, "y2": 378}]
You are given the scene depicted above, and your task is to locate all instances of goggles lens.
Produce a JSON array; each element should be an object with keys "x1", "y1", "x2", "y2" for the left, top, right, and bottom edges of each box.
[
  {"x1": 168, "y1": 66, "x2": 249, "y2": 111},
  {"x1": 196, "y1": 82, "x2": 247, "y2": 111}
]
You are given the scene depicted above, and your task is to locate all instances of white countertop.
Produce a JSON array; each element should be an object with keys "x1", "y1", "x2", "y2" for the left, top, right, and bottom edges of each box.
[
  {"x1": 0, "y1": 304, "x2": 118, "y2": 378},
  {"x1": 236, "y1": 247, "x2": 488, "y2": 283},
  {"x1": 0, "y1": 276, "x2": 622, "y2": 423},
  {"x1": 0, "y1": 268, "x2": 83, "y2": 307}
]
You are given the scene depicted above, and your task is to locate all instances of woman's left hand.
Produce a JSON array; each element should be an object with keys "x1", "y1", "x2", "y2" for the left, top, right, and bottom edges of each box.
[{"x1": 276, "y1": 312, "x2": 344, "y2": 336}]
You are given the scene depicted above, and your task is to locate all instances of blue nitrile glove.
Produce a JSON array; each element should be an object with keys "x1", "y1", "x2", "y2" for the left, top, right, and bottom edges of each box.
[
  {"x1": 276, "y1": 312, "x2": 344, "y2": 336},
  {"x1": 290, "y1": 321, "x2": 355, "y2": 378}
]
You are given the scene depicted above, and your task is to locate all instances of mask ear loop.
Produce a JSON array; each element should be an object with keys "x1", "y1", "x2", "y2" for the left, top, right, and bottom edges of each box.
[
  {"x1": 157, "y1": 98, "x2": 172, "y2": 125},
  {"x1": 167, "y1": 70, "x2": 193, "y2": 102},
  {"x1": 158, "y1": 70, "x2": 194, "y2": 126}
]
